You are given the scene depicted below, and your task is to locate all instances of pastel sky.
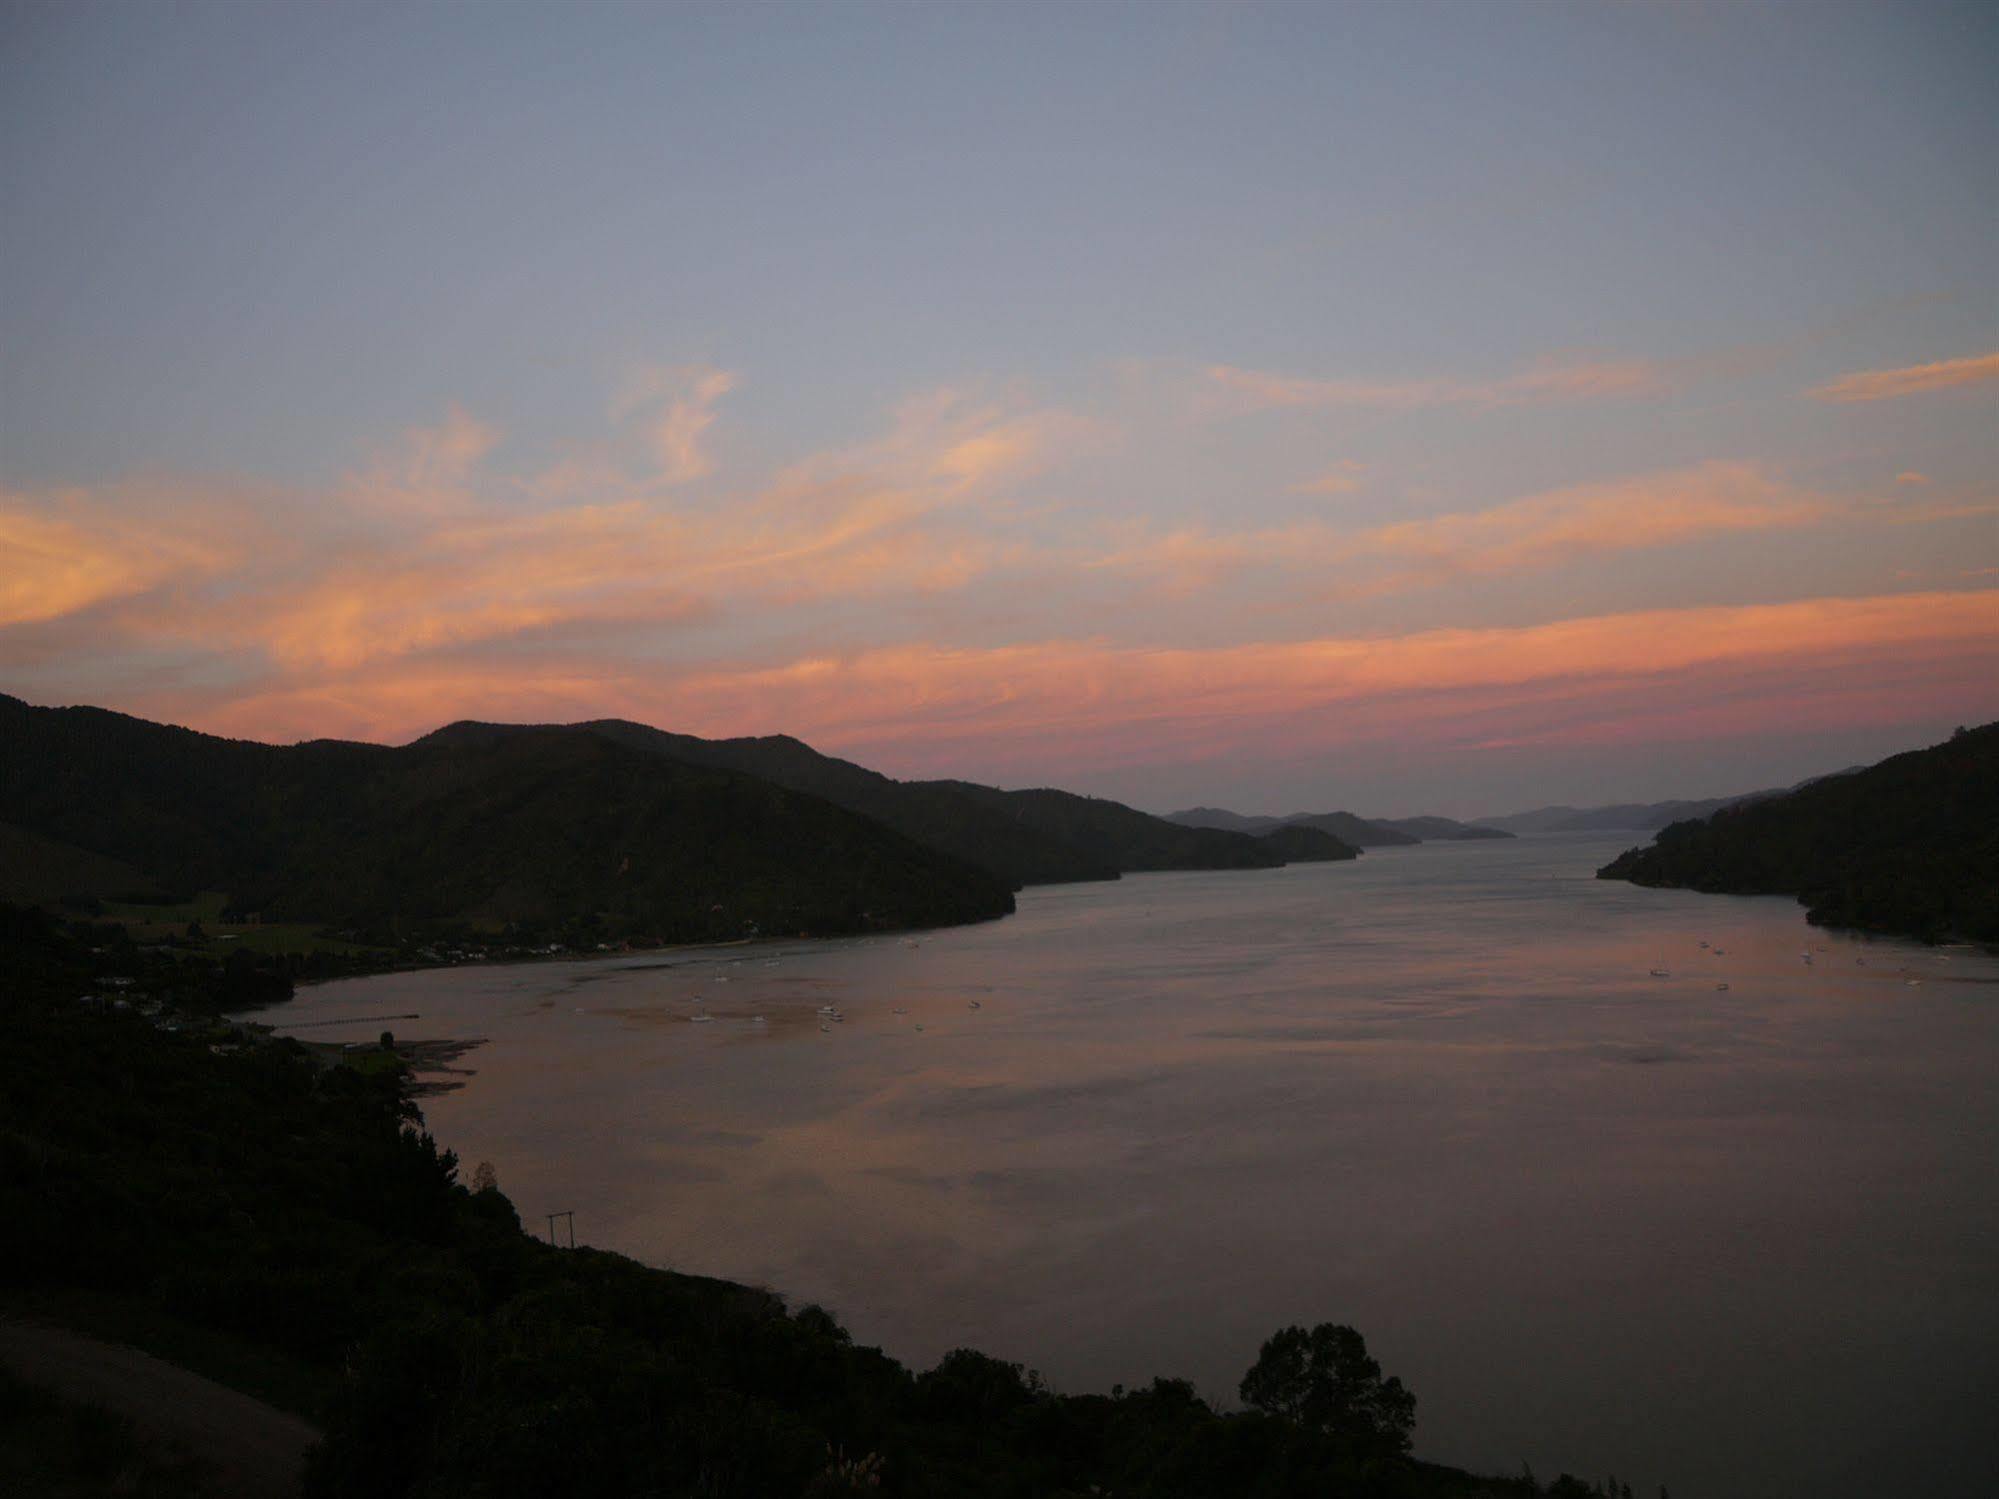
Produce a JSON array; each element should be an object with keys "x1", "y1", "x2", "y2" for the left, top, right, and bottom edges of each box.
[{"x1": 3, "y1": 0, "x2": 1995, "y2": 817}]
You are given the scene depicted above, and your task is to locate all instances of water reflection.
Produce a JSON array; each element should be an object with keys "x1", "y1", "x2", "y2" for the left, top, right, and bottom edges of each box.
[{"x1": 260, "y1": 835, "x2": 1999, "y2": 1499}]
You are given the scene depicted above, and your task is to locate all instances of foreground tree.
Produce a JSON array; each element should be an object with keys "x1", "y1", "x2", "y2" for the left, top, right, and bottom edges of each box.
[{"x1": 1238, "y1": 1322, "x2": 1417, "y2": 1456}]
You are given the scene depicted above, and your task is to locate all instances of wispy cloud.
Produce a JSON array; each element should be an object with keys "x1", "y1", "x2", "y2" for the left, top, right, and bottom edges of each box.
[
  {"x1": 0, "y1": 486, "x2": 259, "y2": 628},
  {"x1": 0, "y1": 385, "x2": 1075, "y2": 682},
  {"x1": 173, "y1": 590, "x2": 1999, "y2": 764},
  {"x1": 1347, "y1": 461, "x2": 1824, "y2": 585},
  {"x1": 1089, "y1": 461, "x2": 1828, "y2": 595},
  {"x1": 1209, "y1": 355, "x2": 1664, "y2": 412},
  {"x1": 1288, "y1": 461, "x2": 1367, "y2": 496},
  {"x1": 1810, "y1": 351, "x2": 1999, "y2": 403},
  {"x1": 614, "y1": 364, "x2": 740, "y2": 485}
]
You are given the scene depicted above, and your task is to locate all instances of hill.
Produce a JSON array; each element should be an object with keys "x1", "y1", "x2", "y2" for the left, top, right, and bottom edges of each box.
[
  {"x1": 1256, "y1": 824, "x2": 1361, "y2": 862},
  {"x1": 1369, "y1": 816, "x2": 1512, "y2": 842},
  {"x1": 435, "y1": 718, "x2": 1285, "y2": 885},
  {"x1": 0, "y1": 696, "x2": 1013, "y2": 943},
  {"x1": 1166, "y1": 806, "x2": 1417, "y2": 847},
  {"x1": 1477, "y1": 790, "x2": 1786, "y2": 835},
  {"x1": 1597, "y1": 724, "x2": 1999, "y2": 943}
]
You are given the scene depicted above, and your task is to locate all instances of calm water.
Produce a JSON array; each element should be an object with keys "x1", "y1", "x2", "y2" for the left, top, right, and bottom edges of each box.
[{"x1": 260, "y1": 836, "x2": 1999, "y2": 1497}]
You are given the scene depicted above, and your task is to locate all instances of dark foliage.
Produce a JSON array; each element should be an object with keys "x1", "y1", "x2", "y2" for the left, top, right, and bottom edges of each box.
[
  {"x1": 1598, "y1": 723, "x2": 1999, "y2": 943},
  {"x1": 0, "y1": 694, "x2": 1013, "y2": 943},
  {"x1": 544, "y1": 717, "x2": 1293, "y2": 885},
  {"x1": 1256, "y1": 824, "x2": 1362, "y2": 862},
  {"x1": 1166, "y1": 806, "x2": 1420, "y2": 847},
  {"x1": 1240, "y1": 1324, "x2": 1416, "y2": 1457}
]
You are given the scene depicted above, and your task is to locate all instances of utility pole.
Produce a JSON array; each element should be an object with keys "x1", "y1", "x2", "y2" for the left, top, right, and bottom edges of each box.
[{"x1": 545, "y1": 1210, "x2": 575, "y2": 1248}]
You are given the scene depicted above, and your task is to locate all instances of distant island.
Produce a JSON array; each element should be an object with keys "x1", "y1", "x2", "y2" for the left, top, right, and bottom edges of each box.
[
  {"x1": 1597, "y1": 722, "x2": 1998, "y2": 944},
  {"x1": 1475, "y1": 790, "x2": 1792, "y2": 835},
  {"x1": 1165, "y1": 806, "x2": 1511, "y2": 846},
  {"x1": 0, "y1": 695, "x2": 1361, "y2": 953}
]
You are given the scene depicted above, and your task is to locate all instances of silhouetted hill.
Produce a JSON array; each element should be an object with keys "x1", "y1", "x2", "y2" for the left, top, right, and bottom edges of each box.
[
  {"x1": 1598, "y1": 723, "x2": 1999, "y2": 943},
  {"x1": 1370, "y1": 816, "x2": 1513, "y2": 842},
  {"x1": 453, "y1": 719, "x2": 1286, "y2": 884},
  {"x1": 0, "y1": 696, "x2": 1013, "y2": 941},
  {"x1": 1166, "y1": 807, "x2": 1420, "y2": 847},
  {"x1": 1478, "y1": 790, "x2": 1785, "y2": 835},
  {"x1": 561, "y1": 720, "x2": 1123, "y2": 885},
  {"x1": 1256, "y1": 824, "x2": 1361, "y2": 862}
]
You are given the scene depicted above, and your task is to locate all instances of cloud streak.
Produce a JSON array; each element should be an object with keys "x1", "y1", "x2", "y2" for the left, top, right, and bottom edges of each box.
[
  {"x1": 1810, "y1": 351, "x2": 1999, "y2": 403},
  {"x1": 164, "y1": 590, "x2": 1999, "y2": 773},
  {"x1": 1209, "y1": 356, "x2": 1664, "y2": 412}
]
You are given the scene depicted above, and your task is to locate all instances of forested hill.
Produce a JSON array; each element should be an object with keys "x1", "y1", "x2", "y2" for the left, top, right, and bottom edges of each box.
[
  {"x1": 426, "y1": 717, "x2": 1291, "y2": 885},
  {"x1": 1165, "y1": 806, "x2": 1418, "y2": 846},
  {"x1": 0, "y1": 695, "x2": 1013, "y2": 942},
  {"x1": 1256, "y1": 824, "x2": 1362, "y2": 862},
  {"x1": 1597, "y1": 723, "x2": 1999, "y2": 943}
]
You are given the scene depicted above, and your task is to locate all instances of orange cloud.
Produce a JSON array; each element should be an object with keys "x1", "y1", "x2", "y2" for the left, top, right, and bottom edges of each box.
[
  {"x1": 1209, "y1": 355, "x2": 1663, "y2": 412},
  {"x1": 2, "y1": 387, "x2": 1070, "y2": 678},
  {"x1": 618, "y1": 365, "x2": 738, "y2": 485},
  {"x1": 1348, "y1": 461, "x2": 1823, "y2": 583},
  {"x1": 160, "y1": 588, "x2": 1999, "y2": 768},
  {"x1": 1289, "y1": 461, "x2": 1367, "y2": 496},
  {"x1": 0, "y1": 489, "x2": 253, "y2": 627},
  {"x1": 1810, "y1": 351, "x2": 1999, "y2": 403},
  {"x1": 1090, "y1": 461, "x2": 1828, "y2": 594}
]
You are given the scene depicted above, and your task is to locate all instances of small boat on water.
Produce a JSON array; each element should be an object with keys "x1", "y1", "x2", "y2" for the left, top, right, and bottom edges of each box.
[
  {"x1": 1649, "y1": 967, "x2": 1671, "y2": 978},
  {"x1": 1715, "y1": 982, "x2": 1730, "y2": 991}
]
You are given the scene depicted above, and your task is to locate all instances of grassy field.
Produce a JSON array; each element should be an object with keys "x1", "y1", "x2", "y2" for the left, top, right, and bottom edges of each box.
[{"x1": 97, "y1": 892, "x2": 374, "y2": 956}]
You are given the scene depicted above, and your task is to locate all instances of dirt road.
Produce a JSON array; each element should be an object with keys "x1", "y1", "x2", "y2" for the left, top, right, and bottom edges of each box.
[{"x1": 0, "y1": 1317, "x2": 320, "y2": 1498}]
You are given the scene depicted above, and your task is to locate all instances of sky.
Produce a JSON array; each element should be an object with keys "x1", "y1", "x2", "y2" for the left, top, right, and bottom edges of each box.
[{"x1": 3, "y1": 0, "x2": 1995, "y2": 818}]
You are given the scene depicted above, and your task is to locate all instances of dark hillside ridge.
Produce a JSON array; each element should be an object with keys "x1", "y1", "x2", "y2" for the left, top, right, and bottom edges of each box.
[
  {"x1": 1166, "y1": 806, "x2": 1415, "y2": 846},
  {"x1": 1167, "y1": 806, "x2": 1510, "y2": 846},
  {"x1": 1256, "y1": 824, "x2": 1361, "y2": 862},
  {"x1": 1370, "y1": 815, "x2": 1512, "y2": 842},
  {"x1": 0, "y1": 696, "x2": 1012, "y2": 942},
  {"x1": 1477, "y1": 788, "x2": 1792, "y2": 835},
  {"x1": 436, "y1": 717, "x2": 1287, "y2": 885},
  {"x1": 1597, "y1": 723, "x2": 1999, "y2": 944}
]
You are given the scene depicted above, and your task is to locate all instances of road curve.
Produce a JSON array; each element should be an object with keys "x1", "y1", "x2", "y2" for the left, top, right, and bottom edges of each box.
[{"x1": 0, "y1": 1316, "x2": 320, "y2": 1498}]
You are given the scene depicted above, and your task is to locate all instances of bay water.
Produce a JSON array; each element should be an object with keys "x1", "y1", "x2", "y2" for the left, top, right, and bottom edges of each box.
[{"x1": 259, "y1": 835, "x2": 1999, "y2": 1496}]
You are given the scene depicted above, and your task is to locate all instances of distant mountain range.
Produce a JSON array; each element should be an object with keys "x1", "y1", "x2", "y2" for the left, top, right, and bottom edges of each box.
[
  {"x1": 1164, "y1": 807, "x2": 1509, "y2": 846},
  {"x1": 1598, "y1": 723, "x2": 1997, "y2": 943},
  {"x1": 0, "y1": 696, "x2": 1359, "y2": 943},
  {"x1": 1473, "y1": 794, "x2": 1783, "y2": 835}
]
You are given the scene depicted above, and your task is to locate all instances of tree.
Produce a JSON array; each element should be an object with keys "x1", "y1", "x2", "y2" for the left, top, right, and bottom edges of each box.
[
  {"x1": 468, "y1": 1161, "x2": 499, "y2": 1194},
  {"x1": 1238, "y1": 1323, "x2": 1415, "y2": 1456}
]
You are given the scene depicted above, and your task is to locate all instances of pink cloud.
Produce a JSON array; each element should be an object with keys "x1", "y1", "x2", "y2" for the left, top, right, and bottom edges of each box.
[
  {"x1": 1810, "y1": 351, "x2": 1999, "y2": 403},
  {"x1": 1209, "y1": 355, "x2": 1664, "y2": 412}
]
